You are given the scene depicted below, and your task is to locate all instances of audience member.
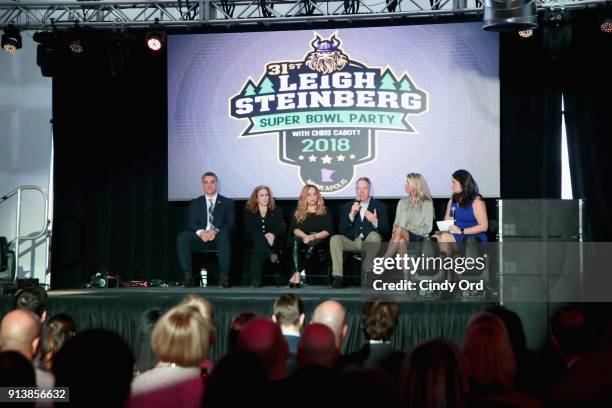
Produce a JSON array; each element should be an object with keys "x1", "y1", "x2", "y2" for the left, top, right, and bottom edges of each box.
[
  {"x1": 133, "y1": 309, "x2": 162, "y2": 375},
  {"x1": 462, "y1": 311, "x2": 542, "y2": 408},
  {"x1": 0, "y1": 350, "x2": 36, "y2": 386},
  {"x1": 332, "y1": 366, "x2": 401, "y2": 408},
  {"x1": 487, "y1": 305, "x2": 539, "y2": 395},
  {"x1": 297, "y1": 323, "x2": 339, "y2": 369},
  {"x1": 227, "y1": 312, "x2": 257, "y2": 354},
  {"x1": 272, "y1": 294, "x2": 304, "y2": 354},
  {"x1": 0, "y1": 351, "x2": 36, "y2": 408},
  {"x1": 35, "y1": 313, "x2": 76, "y2": 373},
  {"x1": 180, "y1": 294, "x2": 217, "y2": 372},
  {"x1": 0, "y1": 309, "x2": 53, "y2": 387},
  {"x1": 237, "y1": 318, "x2": 289, "y2": 381},
  {"x1": 202, "y1": 351, "x2": 269, "y2": 407},
  {"x1": 130, "y1": 305, "x2": 212, "y2": 407},
  {"x1": 401, "y1": 339, "x2": 468, "y2": 408},
  {"x1": 312, "y1": 300, "x2": 348, "y2": 350},
  {"x1": 338, "y1": 299, "x2": 404, "y2": 383},
  {"x1": 14, "y1": 286, "x2": 48, "y2": 322},
  {"x1": 543, "y1": 309, "x2": 611, "y2": 407},
  {"x1": 54, "y1": 329, "x2": 133, "y2": 408}
]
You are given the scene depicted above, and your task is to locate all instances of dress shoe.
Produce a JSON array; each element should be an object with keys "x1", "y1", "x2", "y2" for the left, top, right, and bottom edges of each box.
[
  {"x1": 331, "y1": 276, "x2": 345, "y2": 289},
  {"x1": 288, "y1": 282, "x2": 301, "y2": 289},
  {"x1": 182, "y1": 276, "x2": 193, "y2": 287}
]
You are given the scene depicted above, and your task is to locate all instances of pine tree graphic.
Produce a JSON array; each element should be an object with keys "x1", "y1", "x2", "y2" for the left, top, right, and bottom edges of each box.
[
  {"x1": 379, "y1": 70, "x2": 398, "y2": 91},
  {"x1": 258, "y1": 76, "x2": 275, "y2": 95},
  {"x1": 399, "y1": 75, "x2": 413, "y2": 91},
  {"x1": 244, "y1": 80, "x2": 257, "y2": 96}
]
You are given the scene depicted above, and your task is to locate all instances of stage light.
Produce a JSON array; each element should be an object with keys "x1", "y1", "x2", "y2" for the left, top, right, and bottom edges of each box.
[
  {"x1": 69, "y1": 39, "x2": 83, "y2": 54},
  {"x1": 67, "y1": 27, "x2": 87, "y2": 54},
  {"x1": 518, "y1": 29, "x2": 533, "y2": 38},
  {"x1": 601, "y1": 18, "x2": 612, "y2": 34},
  {"x1": 33, "y1": 31, "x2": 60, "y2": 77},
  {"x1": 146, "y1": 33, "x2": 163, "y2": 51},
  {"x1": 145, "y1": 23, "x2": 164, "y2": 53},
  {"x1": 2, "y1": 25, "x2": 22, "y2": 54},
  {"x1": 482, "y1": 0, "x2": 538, "y2": 32}
]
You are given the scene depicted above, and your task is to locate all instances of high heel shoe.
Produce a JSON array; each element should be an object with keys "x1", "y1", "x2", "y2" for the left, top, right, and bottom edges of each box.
[{"x1": 288, "y1": 272, "x2": 301, "y2": 288}]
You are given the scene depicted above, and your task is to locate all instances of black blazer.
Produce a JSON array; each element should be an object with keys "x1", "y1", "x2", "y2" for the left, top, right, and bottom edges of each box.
[
  {"x1": 339, "y1": 198, "x2": 389, "y2": 240},
  {"x1": 243, "y1": 208, "x2": 286, "y2": 248},
  {"x1": 186, "y1": 195, "x2": 235, "y2": 233}
]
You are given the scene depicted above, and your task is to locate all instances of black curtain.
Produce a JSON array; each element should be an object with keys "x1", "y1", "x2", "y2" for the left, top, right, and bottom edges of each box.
[
  {"x1": 51, "y1": 38, "x2": 171, "y2": 289},
  {"x1": 563, "y1": 13, "x2": 612, "y2": 242},
  {"x1": 499, "y1": 31, "x2": 562, "y2": 199}
]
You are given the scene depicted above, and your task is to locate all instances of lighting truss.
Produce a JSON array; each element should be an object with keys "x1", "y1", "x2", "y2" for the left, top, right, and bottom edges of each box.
[{"x1": 0, "y1": 0, "x2": 606, "y2": 30}]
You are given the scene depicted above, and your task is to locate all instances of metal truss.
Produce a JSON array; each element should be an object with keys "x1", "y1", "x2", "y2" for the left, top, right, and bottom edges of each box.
[{"x1": 0, "y1": 0, "x2": 607, "y2": 30}]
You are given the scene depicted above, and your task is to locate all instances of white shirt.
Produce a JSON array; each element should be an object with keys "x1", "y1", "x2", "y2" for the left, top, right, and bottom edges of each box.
[{"x1": 196, "y1": 193, "x2": 218, "y2": 236}]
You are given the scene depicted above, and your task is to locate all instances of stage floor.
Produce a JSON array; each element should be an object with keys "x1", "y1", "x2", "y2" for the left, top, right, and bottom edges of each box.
[{"x1": 0, "y1": 286, "x2": 493, "y2": 361}]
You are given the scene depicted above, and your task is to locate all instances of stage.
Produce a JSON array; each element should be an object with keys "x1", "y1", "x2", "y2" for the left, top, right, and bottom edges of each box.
[{"x1": 0, "y1": 287, "x2": 492, "y2": 361}]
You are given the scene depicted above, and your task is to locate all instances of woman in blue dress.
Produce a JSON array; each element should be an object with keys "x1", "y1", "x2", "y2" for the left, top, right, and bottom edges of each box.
[{"x1": 436, "y1": 169, "x2": 488, "y2": 248}]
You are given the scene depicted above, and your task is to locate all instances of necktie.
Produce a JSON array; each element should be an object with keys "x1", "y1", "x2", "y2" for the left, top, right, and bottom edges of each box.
[{"x1": 208, "y1": 199, "x2": 214, "y2": 228}]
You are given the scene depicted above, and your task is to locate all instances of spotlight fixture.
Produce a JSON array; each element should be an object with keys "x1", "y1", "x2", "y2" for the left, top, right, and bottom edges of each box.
[
  {"x1": 145, "y1": 23, "x2": 164, "y2": 52},
  {"x1": 33, "y1": 31, "x2": 60, "y2": 77},
  {"x1": 482, "y1": 0, "x2": 538, "y2": 32},
  {"x1": 601, "y1": 18, "x2": 612, "y2": 34},
  {"x1": 68, "y1": 26, "x2": 86, "y2": 54},
  {"x1": 1, "y1": 25, "x2": 22, "y2": 54},
  {"x1": 518, "y1": 29, "x2": 534, "y2": 38},
  {"x1": 146, "y1": 32, "x2": 163, "y2": 51}
]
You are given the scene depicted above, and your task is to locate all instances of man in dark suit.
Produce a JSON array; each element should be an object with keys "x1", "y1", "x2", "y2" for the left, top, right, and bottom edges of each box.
[
  {"x1": 177, "y1": 172, "x2": 235, "y2": 287},
  {"x1": 329, "y1": 177, "x2": 389, "y2": 288}
]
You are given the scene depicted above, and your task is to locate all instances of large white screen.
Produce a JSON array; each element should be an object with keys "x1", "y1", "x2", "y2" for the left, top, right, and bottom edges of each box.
[{"x1": 168, "y1": 23, "x2": 499, "y2": 200}]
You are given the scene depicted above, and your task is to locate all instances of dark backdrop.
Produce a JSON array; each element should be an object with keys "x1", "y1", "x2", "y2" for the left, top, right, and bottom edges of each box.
[{"x1": 51, "y1": 13, "x2": 612, "y2": 289}]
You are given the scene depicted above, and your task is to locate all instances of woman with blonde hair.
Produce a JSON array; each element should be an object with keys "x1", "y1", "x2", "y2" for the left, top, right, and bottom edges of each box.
[
  {"x1": 243, "y1": 185, "x2": 286, "y2": 287},
  {"x1": 288, "y1": 184, "x2": 333, "y2": 288},
  {"x1": 130, "y1": 304, "x2": 213, "y2": 407},
  {"x1": 384, "y1": 173, "x2": 434, "y2": 258}
]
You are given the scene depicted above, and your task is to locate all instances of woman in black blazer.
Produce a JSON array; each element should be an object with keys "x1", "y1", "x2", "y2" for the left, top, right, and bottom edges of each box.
[{"x1": 244, "y1": 185, "x2": 286, "y2": 287}]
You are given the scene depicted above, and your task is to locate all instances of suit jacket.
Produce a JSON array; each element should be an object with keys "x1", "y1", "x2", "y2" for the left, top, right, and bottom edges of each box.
[
  {"x1": 243, "y1": 208, "x2": 286, "y2": 248},
  {"x1": 339, "y1": 198, "x2": 389, "y2": 240},
  {"x1": 186, "y1": 195, "x2": 235, "y2": 233}
]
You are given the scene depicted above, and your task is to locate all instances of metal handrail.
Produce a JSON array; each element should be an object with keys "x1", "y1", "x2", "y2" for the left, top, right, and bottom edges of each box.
[{"x1": 0, "y1": 185, "x2": 50, "y2": 281}]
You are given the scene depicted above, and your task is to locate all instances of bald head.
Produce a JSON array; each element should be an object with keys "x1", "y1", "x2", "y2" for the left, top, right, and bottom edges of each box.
[
  {"x1": 0, "y1": 309, "x2": 41, "y2": 360},
  {"x1": 237, "y1": 318, "x2": 288, "y2": 380},
  {"x1": 297, "y1": 323, "x2": 339, "y2": 369},
  {"x1": 312, "y1": 300, "x2": 347, "y2": 348}
]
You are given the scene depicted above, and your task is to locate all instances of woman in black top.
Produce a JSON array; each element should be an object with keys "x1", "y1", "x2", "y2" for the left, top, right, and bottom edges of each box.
[
  {"x1": 244, "y1": 185, "x2": 286, "y2": 287},
  {"x1": 288, "y1": 184, "x2": 333, "y2": 288}
]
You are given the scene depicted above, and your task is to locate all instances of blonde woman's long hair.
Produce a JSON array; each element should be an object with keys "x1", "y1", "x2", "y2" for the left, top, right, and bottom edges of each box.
[
  {"x1": 407, "y1": 173, "x2": 432, "y2": 204},
  {"x1": 294, "y1": 184, "x2": 326, "y2": 223}
]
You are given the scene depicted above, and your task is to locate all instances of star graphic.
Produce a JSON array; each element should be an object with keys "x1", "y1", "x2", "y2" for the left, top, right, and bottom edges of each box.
[
  {"x1": 336, "y1": 154, "x2": 346, "y2": 162},
  {"x1": 298, "y1": 155, "x2": 305, "y2": 160},
  {"x1": 349, "y1": 154, "x2": 356, "y2": 160},
  {"x1": 308, "y1": 155, "x2": 317, "y2": 162},
  {"x1": 321, "y1": 155, "x2": 333, "y2": 164}
]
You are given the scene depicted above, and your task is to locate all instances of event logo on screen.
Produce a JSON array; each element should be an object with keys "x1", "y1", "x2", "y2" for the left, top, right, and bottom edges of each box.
[{"x1": 230, "y1": 33, "x2": 428, "y2": 193}]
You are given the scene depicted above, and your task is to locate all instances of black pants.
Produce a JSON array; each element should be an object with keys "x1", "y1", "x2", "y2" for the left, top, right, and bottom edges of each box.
[
  {"x1": 248, "y1": 236, "x2": 279, "y2": 287},
  {"x1": 290, "y1": 236, "x2": 326, "y2": 274},
  {"x1": 177, "y1": 230, "x2": 231, "y2": 284}
]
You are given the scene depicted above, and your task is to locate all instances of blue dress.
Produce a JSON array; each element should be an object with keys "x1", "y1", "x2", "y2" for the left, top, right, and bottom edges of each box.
[{"x1": 451, "y1": 199, "x2": 488, "y2": 244}]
